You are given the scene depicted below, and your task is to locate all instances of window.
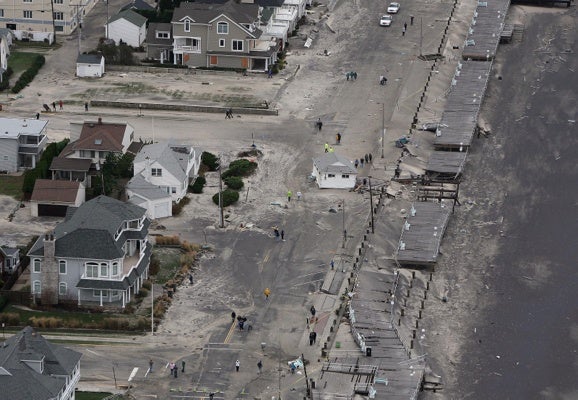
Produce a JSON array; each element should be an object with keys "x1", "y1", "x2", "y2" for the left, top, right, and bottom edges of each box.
[
  {"x1": 93, "y1": 290, "x2": 107, "y2": 298},
  {"x1": 0, "y1": 9, "x2": 4, "y2": 17},
  {"x1": 171, "y1": 187, "x2": 177, "y2": 194},
  {"x1": 111, "y1": 290, "x2": 120, "y2": 298},
  {"x1": 219, "y1": 39, "x2": 225, "y2": 48},
  {"x1": 100, "y1": 263, "x2": 108, "y2": 277},
  {"x1": 54, "y1": 0, "x2": 63, "y2": 3},
  {"x1": 151, "y1": 168, "x2": 162, "y2": 177},
  {"x1": 33, "y1": 259, "x2": 41, "y2": 273},
  {"x1": 184, "y1": 20, "x2": 190, "y2": 32},
  {"x1": 86, "y1": 262, "x2": 98, "y2": 278},
  {"x1": 185, "y1": 38, "x2": 200, "y2": 52},
  {"x1": 156, "y1": 31, "x2": 169, "y2": 39},
  {"x1": 23, "y1": 10, "x2": 32, "y2": 19},
  {"x1": 59, "y1": 282, "x2": 67, "y2": 295},
  {"x1": 232, "y1": 40, "x2": 243, "y2": 52},
  {"x1": 33, "y1": 281, "x2": 41, "y2": 294},
  {"x1": 59, "y1": 260, "x2": 66, "y2": 274},
  {"x1": 112, "y1": 262, "x2": 119, "y2": 277},
  {"x1": 23, "y1": 0, "x2": 32, "y2": 2},
  {"x1": 53, "y1": 11, "x2": 63, "y2": 20},
  {"x1": 217, "y1": 22, "x2": 228, "y2": 34},
  {"x1": 341, "y1": 174, "x2": 350, "y2": 178},
  {"x1": 328, "y1": 174, "x2": 336, "y2": 178}
]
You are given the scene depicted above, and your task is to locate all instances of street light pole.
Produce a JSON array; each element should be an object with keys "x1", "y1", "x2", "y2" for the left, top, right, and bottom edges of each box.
[
  {"x1": 105, "y1": 0, "x2": 109, "y2": 40},
  {"x1": 218, "y1": 158, "x2": 224, "y2": 228},
  {"x1": 369, "y1": 176, "x2": 374, "y2": 234}
]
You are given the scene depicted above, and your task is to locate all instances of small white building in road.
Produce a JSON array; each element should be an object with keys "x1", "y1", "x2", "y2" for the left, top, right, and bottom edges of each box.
[
  {"x1": 312, "y1": 153, "x2": 358, "y2": 189},
  {"x1": 76, "y1": 54, "x2": 105, "y2": 77},
  {"x1": 106, "y1": 9, "x2": 147, "y2": 48}
]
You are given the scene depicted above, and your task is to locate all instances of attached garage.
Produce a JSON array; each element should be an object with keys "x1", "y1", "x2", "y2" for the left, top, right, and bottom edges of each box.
[
  {"x1": 153, "y1": 201, "x2": 171, "y2": 219},
  {"x1": 37, "y1": 204, "x2": 68, "y2": 217}
]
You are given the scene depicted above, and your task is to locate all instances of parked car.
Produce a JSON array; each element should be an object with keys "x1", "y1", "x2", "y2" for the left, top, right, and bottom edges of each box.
[
  {"x1": 387, "y1": 2, "x2": 400, "y2": 13},
  {"x1": 379, "y1": 15, "x2": 393, "y2": 26}
]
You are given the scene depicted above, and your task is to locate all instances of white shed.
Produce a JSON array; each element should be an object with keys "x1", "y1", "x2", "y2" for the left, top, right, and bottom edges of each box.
[
  {"x1": 76, "y1": 54, "x2": 105, "y2": 77},
  {"x1": 106, "y1": 9, "x2": 147, "y2": 48},
  {"x1": 126, "y1": 174, "x2": 173, "y2": 219},
  {"x1": 312, "y1": 153, "x2": 358, "y2": 189}
]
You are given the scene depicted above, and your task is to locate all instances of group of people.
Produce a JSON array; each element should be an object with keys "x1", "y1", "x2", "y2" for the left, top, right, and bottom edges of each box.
[
  {"x1": 273, "y1": 227, "x2": 285, "y2": 241},
  {"x1": 324, "y1": 142, "x2": 335, "y2": 153},
  {"x1": 225, "y1": 108, "x2": 234, "y2": 119},
  {"x1": 354, "y1": 153, "x2": 373, "y2": 168},
  {"x1": 346, "y1": 71, "x2": 358, "y2": 81},
  {"x1": 168, "y1": 361, "x2": 185, "y2": 378}
]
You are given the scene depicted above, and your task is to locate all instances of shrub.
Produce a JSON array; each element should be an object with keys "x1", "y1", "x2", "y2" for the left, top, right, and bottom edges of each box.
[
  {"x1": 212, "y1": 189, "x2": 239, "y2": 207},
  {"x1": 0, "y1": 313, "x2": 20, "y2": 326},
  {"x1": 28, "y1": 316, "x2": 63, "y2": 328},
  {"x1": 136, "y1": 287, "x2": 149, "y2": 298},
  {"x1": 222, "y1": 159, "x2": 257, "y2": 179},
  {"x1": 224, "y1": 176, "x2": 244, "y2": 190},
  {"x1": 172, "y1": 196, "x2": 190, "y2": 215},
  {"x1": 142, "y1": 280, "x2": 152, "y2": 290},
  {"x1": 149, "y1": 254, "x2": 161, "y2": 276},
  {"x1": 201, "y1": 152, "x2": 219, "y2": 171},
  {"x1": 180, "y1": 252, "x2": 196, "y2": 268},
  {"x1": 189, "y1": 176, "x2": 206, "y2": 193},
  {"x1": 0, "y1": 66, "x2": 13, "y2": 91},
  {"x1": 154, "y1": 235, "x2": 180, "y2": 246}
]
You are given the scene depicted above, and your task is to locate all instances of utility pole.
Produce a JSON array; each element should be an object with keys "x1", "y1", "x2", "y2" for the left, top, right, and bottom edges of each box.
[
  {"x1": 105, "y1": 0, "x2": 109, "y2": 40},
  {"x1": 150, "y1": 283, "x2": 154, "y2": 335},
  {"x1": 381, "y1": 104, "x2": 386, "y2": 158},
  {"x1": 50, "y1": 0, "x2": 56, "y2": 41},
  {"x1": 369, "y1": 176, "x2": 374, "y2": 234},
  {"x1": 302, "y1": 353, "x2": 311, "y2": 398},
  {"x1": 420, "y1": 17, "x2": 423, "y2": 57},
  {"x1": 218, "y1": 158, "x2": 224, "y2": 228},
  {"x1": 342, "y1": 199, "x2": 346, "y2": 248}
]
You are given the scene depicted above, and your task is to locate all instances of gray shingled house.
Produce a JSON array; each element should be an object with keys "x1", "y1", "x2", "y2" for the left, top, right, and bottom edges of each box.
[
  {"x1": 28, "y1": 195, "x2": 151, "y2": 308},
  {"x1": 0, "y1": 326, "x2": 81, "y2": 400},
  {"x1": 171, "y1": 0, "x2": 279, "y2": 71}
]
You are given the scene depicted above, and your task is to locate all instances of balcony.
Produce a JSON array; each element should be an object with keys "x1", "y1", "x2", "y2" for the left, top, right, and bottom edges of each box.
[{"x1": 18, "y1": 134, "x2": 47, "y2": 155}]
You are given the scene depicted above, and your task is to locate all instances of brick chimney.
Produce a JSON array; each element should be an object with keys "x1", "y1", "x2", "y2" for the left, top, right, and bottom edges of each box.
[{"x1": 41, "y1": 232, "x2": 59, "y2": 305}]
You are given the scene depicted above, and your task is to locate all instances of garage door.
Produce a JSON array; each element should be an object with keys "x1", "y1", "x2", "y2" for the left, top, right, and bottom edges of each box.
[
  {"x1": 153, "y1": 202, "x2": 171, "y2": 219},
  {"x1": 38, "y1": 204, "x2": 68, "y2": 217}
]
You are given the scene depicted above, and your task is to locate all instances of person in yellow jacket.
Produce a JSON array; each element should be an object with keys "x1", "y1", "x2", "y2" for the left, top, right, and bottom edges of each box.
[{"x1": 264, "y1": 288, "x2": 271, "y2": 299}]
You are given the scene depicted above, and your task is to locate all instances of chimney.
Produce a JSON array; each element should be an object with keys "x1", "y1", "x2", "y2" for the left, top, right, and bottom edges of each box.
[{"x1": 41, "y1": 232, "x2": 59, "y2": 305}]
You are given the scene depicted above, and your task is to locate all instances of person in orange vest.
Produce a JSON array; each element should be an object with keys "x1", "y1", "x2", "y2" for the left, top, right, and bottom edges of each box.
[{"x1": 264, "y1": 288, "x2": 271, "y2": 299}]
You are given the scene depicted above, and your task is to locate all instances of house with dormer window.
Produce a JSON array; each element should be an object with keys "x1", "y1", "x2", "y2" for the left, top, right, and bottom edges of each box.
[
  {"x1": 0, "y1": 326, "x2": 82, "y2": 400},
  {"x1": 171, "y1": 0, "x2": 279, "y2": 72},
  {"x1": 27, "y1": 196, "x2": 151, "y2": 308}
]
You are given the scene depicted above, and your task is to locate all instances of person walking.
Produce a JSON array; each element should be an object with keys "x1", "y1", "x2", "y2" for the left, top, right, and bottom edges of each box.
[
  {"x1": 264, "y1": 287, "x2": 271, "y2": 299},
  {"x1": 257, "y1": 360, "x2": 263, "y2": 374},
  {"x1": 188, "y1": 273, "x2": 193, "y2": 284},
  {"x1": 310, "y1": 305, "x2": 316, "y2": 317},
  {"x1": 404, "y1": 22, "x2": 407, "y2": 31},
  {"x1": 182, "y1": 360, "x2": 186, "y2": 373},
  {"x1": 209, "y1": 393, "x2": 215, "y2": 400},
  {"x1": 169, "y1": 362, "x2": 175, "y2": 375},
  {"x1": 369, "y1": 153, "x2": 373, "y2": 163},
  {"x1": 297, "y1": 191, "x2": 302, "y2": 201},
  {"x1": 360, "y1": 158, "x2": 364, "y2": 168},
  {"x1": 281, "y1": 230, "x2": 285, "y2": 241},
  {"x1": 235, "y1": 360, "x2": 240, "y2": 372},
  {"x1": 309, "y1": 331, "x2": 316, "y2": 346},
  {"x1": 330, "y1": 259, "x2": 334, "y2": 270},
  {"x1": 316, "y1": 118, "x2": 323, "y2": 131},
  {"x1": 402, "y1": 26, "x2": 406, "y2": 36},
  {"x1": 36, "y1": 112, "x2": 40, "y2": 120},
  {"x1": 287, "y1": 190, "x2": 292, "y2": 202},
  {"x1": 410, "y1": 15, "x2": 414, "y2": 25},
  {"x1": 59, "y1": 100, "x2": 63, "y2": 110},
  {"x1": 336, "y1": 132, "x2": 342, "y2": 144},
  {"x1": 324, "y1": 142, "x2": 329, "y2": 152},
  {"x1": 364, "y1": 154, "x2": 369, "y2": 164},
  {"x1": 268, "y1": 68, "x2": 273, "y2": 78},
  {"x1": 354, "y1": 159, "x2": 359, "y2": 168},
  {"x1": 328, "y1": 146, "x2": 334, "y2": 153},
  {"x1": 149, "y1": 359, "x2": 154, "y2": 372},
  {"x1": 231, "y1": 311, "x2": 236, "y2": 322},
  {"x1": 274, "y1": 228, "x2": 280, "y2": 240},
  {"x1": 84, "y1": 102, "x2": 89, "y2": 112}
]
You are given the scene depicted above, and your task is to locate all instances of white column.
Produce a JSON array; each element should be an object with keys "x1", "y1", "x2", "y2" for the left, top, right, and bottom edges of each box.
[
  {"x1": 122, "y1": 291, "x2": 126, "y2": 308},
  {"x1": 77, "y1": 289, "x2": 81, "y2": 306},
  {"x1": 99, "y1": 291, "x2": 103, "y2": 306}
]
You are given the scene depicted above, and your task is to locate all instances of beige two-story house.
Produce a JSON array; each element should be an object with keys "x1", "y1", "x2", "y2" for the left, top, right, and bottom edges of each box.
[{"x1": 171, "y1": 0, "x2": 279, "y2": 72}]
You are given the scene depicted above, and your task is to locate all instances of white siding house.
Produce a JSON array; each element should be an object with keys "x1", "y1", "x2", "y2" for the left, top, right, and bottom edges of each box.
[
  {"x1": 76, "y1": 54, "x2": 105, "y2": 77},
  {"x1": 312, "y1": 153, "x2": 358, "y2": 189},
  {"x1": 106, "y1": 9, "x2": 147, "y2": 47}
]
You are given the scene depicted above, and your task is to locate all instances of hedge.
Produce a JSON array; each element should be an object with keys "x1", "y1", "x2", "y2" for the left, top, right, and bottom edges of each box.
[
  {"x1": 201, "y1": 152, "x2": 219, "y2": 171},
  {"x1": 222, "y1": 159, "x2": 257, "y2": 179},
  {"x1": 189, "y1": 176, "x2": 206, "y2": 193},
  {"x1": 11, "y1": 55, "x2": 45, "y2": 93},
  {"x1": 224, "y1": 176, "x2": 244, "y2": 190}
]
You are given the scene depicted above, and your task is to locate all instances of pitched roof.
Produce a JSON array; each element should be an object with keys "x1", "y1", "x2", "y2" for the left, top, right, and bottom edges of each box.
[
  {"x1": 28, "y1": 196, "x2": 146, "y2": 259},
  {"x1": 313, "y1": 153, "x2": 357, "y2": 174},
  {"x1": 62, "y1": 121, "x2": 130, "y2": 155},
  {"x1": 135, "y1": 142, "x2": 193, "y2": 182},
  {"x1": 0, "y1": 326, "x2": 81, "y2": 400},
  {"x1": 120, "y1": 0, "x2": 155, "y2": 11},
  {"x1": 127, "y1": 174, "x2": 172, "y2": 201},
  {"x1": 30, "y1": 179, "x2": 81, "y2": 203},
  {"x1": 76, "y1": 54, "x2": 103, "y2": 64},
  {"x1": 108, "y1": 9, "x2": 148, "y2": 27},
  {"x1": 0, "y1": 246, "x2": 19, "y2": 258},
  {"x1": 173, "y1": 1, "x2": 260, "y2": 35},
  {"x1": 49, "y1": 157, "x2": 92, "y2": 172},
  {"x1": 146, "y1": 22, "x2": 173, "y2": 45}
]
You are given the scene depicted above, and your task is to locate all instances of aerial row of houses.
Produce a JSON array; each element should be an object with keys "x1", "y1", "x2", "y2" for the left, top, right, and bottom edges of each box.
[{"x1": 0, "y1": 0, "x2": 310, "y2": 73}]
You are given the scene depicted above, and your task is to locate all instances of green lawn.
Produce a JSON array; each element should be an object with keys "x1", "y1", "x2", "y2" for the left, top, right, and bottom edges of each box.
[
  {"x1": 0, "y1": 175, "x2": 24, "y2": 199},
  {"x1": 7, "y1": 52, "x2": 39, "y2": 74}
]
